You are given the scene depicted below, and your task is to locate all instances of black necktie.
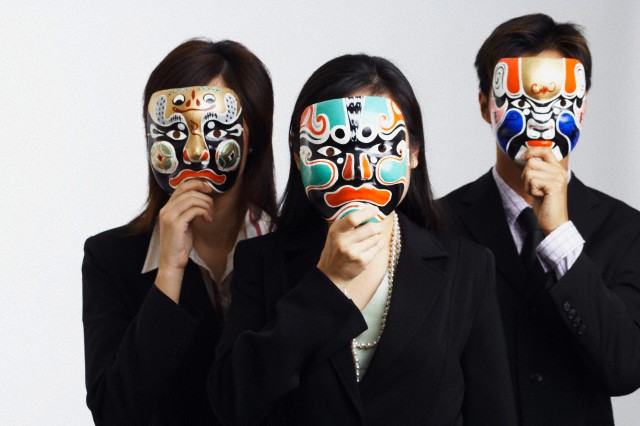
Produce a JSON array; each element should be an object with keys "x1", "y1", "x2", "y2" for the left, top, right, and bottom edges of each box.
[{"x1": 518, "y1": 207, "x2": 544, "y2": 271}]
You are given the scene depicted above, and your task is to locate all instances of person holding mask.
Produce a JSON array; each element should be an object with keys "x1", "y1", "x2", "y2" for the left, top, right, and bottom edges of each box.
[
  {"x1": 441, "y1": 14, "x2": 640, "y2": 424},
  {"x1": 82, "y1": 39, "x2": 277, "y2": 425},
  {"x1": 209, "y1": 54, "x2": 516, "y2": 425}
]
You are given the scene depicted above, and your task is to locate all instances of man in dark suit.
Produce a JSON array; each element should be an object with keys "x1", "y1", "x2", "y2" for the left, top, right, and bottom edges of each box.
[{"x1": 441, "y1": 13, "x2": 640, "y2": 425}]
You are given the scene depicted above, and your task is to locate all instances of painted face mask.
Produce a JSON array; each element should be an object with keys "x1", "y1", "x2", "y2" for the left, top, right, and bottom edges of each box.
[
  {"x1": 299, "y1": 96, "x2": 410, "y2": 222},
  {"x1": 146, "y1": 86, "x2": 244, "y2": 194},
  {"x1": 489, "y1": 57, "x2": 587, "y2": 163}
]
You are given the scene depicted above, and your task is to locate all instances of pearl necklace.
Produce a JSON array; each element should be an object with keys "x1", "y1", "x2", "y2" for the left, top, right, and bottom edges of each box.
[{"x1": 351, "y1": 212, "x2": 401, "y2": 382}]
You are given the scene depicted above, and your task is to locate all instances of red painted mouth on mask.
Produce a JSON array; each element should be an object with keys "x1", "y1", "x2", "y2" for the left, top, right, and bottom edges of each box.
[
  {"x1": 169, "y1": 169, "x2": 226, "y2": 188},
  {"x1": 526, "y1": 140, "x2": 553, "y2": 148},
  {"x1": 325, "y1": 185, "x2": 391, "y2": 207}
]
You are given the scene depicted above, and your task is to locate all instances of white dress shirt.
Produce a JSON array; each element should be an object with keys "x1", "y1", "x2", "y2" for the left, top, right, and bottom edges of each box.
[
  {"x1": 492, "y1": 167, "x2": 585, "y2": 279},
  {"x1": 141, "y1": 207, "x2": 270, "y2": 318}
]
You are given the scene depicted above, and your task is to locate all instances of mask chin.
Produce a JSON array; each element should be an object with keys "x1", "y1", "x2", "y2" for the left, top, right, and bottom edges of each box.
[
  {"x1": 512, "y1": 147, "x2": 527, "y2": 166},
  {"x1": 507, "y1": 141, "x2": 567, "y2": 165},
  {"x1": 333, "y1": 202, "x2": 386, "y2": 224}
]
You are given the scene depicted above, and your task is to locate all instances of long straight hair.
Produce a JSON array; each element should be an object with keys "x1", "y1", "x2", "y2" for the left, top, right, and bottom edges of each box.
[
  {"x1": 128, "y1": 39, "x2": 277, "y2": 233},
  {"x1": 278, "y1": 54, "x2": 443, "y2": 234}
]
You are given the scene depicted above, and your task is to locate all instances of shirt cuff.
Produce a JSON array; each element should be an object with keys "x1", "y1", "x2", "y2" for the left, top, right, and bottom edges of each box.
[{"x1": 537, "y1": 221, "x2": 585, "y2": 280}]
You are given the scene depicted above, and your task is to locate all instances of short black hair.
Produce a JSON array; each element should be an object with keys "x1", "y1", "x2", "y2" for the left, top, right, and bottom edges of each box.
[{"x1": 475, "y1": 13, "x2": 592, "y2": 96}]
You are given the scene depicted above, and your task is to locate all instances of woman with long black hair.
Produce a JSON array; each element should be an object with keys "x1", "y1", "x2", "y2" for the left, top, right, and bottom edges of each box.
[
  {"x1": 209, "y1": 53, "x2": 516, "y2": 425},
  {"x1": 82, "y1": 39, "x2": 277, "y2": 425}
]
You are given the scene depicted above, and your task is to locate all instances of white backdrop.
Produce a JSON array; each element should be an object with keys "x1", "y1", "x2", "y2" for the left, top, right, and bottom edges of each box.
[{"x1": 1, "y1": 1, "x2": 639, "y2": 424}]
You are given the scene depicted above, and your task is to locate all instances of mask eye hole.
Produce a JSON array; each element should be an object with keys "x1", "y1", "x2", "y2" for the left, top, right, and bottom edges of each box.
[
  {"x1": 167, "y1": 123, "x2": 188, "y2": 141},
  {"x1": 173, "y1": 94, "x2": 185, "y2": 106},
  {"x1": 203, "y1": 94, "x2": 216, "y2": 104},
  {"x1": 170, "y1": 130, "x2": 187, "y2": 141},
  {"x1": 205, "y1": 121, "x2": 228, "y2": 141},
  {"x1": 553, "y1": 99, "x2": 573, "y2": 109},
  {"x1": 317, "y1": 146, "x2": 342, "y2": 157},
  {"x1": 206, "y1": 128, "x2": 228, "y2": 141},
  {"x1": 512, "y1": 99, "x2": 531, "y2": 109},
  {"x1": 372, "y1": 143, "x2": 392, "y2": 154}
]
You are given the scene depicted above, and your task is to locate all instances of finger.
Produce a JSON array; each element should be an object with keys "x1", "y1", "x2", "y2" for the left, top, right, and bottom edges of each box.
[
  {"x1": 522, "y1": 164, "x2": 566, "y2": 191},
  {"x1": 172, "y1": 206, "x2": 213, "y2": 225},
  {"x1": 161, "y1": 194, "x2": 214, "y2": 222},
  {"x1": 163, "y1": 194, "x2": 214, "y2": 220},
  {"x1": 334, "y1": 234, "x2": 384, "y2": 273},
  {"x1": 358, "y1": 236, "x2": 386, "y2": 265},
  {"x1": 522, "y1": 146, "x2": 560, "y2": 165},
  {"x1": 169, "y1": 189, "x2": 215, "y2": 209},
  {"x1": 332, "y1": 205, "x2": 380, "y2": 232},
  {"x1": 523, "y1": 173, "x2": 563, "y2": 198},
  {"x1": 522, "y1": 165, "x2": 566, "y2": 187},
  {"x1": 340, "y1": 227, "x2": 383, "y2": 257},
  {"x1": 522, "y1": 168, "x2": 547, "y2": 193},
  {"x1": 170, "y1": 179, "x2": 214, "y2": 199},
  {"x1": 328, "y1": 216, "x2": 382, "y2": 250},
  {"x1": 525, "y1": 179, "x2": 546, "y2": 198},
  {"x1": 523, "y1": 156, "x2": 565, "y2": 176},
  {"x1": 344, "y1": 219, "x2": 383, "y2": 241},
  {"x1": 354, "y1": 230, "x2": 386, "y2": 258}
]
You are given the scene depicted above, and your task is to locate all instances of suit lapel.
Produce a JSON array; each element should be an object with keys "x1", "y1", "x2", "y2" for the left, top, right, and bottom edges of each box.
[
  {"x1": 330, "y1": 345, "x2": 364, "y2": 416},
  {"x1": 178, "y1": 261, "x2": 214, "y2": 322},
  {"x1": 281, "y1": 226, "x2": 364, "y2": 416},
  {"x1": 360, "y1": 213, "x2": 448, "y2": 391},
  {"x1": 456, "y1": 171, "x2": 527, "y2": 294},
  {"x1": 567, "y1": 174, "x2": 601, "y2": 241},
  {"x1": 281, "y1": 224, "x2": 326, "y2": 292}
]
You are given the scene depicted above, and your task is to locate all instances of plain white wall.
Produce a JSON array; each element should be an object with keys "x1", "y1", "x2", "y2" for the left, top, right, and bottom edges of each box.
[{"x1": 1, "y1": 1, "x2": 638, "y2": 424}]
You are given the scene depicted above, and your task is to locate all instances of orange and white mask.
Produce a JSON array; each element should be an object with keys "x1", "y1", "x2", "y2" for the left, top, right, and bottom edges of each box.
[{"x1": 489, "y1": 57, "x2": 587, "y2": 163}]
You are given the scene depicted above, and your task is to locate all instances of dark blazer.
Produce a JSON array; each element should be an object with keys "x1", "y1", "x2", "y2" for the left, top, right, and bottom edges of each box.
[
  {"x1": 441, "y1": 171, "x2": 640, "y2": 425},
  {"x1": 208, "y1": 213, "x2": 516, "y2": 425},
  {"x1": 82, "y1": 225, "x2": 222, "y2": 425}
]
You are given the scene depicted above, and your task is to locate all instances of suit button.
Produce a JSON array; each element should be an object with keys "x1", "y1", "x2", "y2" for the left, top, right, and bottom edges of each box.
[
  {"x1": 572, "y1": 317, "x2": 582, "y2": 327},
  {"x1": 568, "y1": 309, "x2": 576, "y2": 319},
  {"x1": 577, "y1": 324, "x2": 587, "y2": 335},
  {"x1": 527, "y1": 305, "x2": 538, "y2": 318},
  {"x1": 530, "y1": 373, "x2": 543, "y2": 383},
  {"x1": 563, "y1": 302, "x2": 571, "y2": 312}
]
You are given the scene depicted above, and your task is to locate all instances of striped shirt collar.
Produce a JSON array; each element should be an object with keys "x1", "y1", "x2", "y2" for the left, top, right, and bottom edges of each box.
[{"x1": 491, "y1": 166, "x2": 572, "y2": 228}]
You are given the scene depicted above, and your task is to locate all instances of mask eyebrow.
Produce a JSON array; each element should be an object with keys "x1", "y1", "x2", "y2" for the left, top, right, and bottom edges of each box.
[
  {"x1": 202, "y1": 111, "x2": 220, "y2": 122},
  {"x1": 203, "y1": 110, "x2": 242, "y2": 126}
]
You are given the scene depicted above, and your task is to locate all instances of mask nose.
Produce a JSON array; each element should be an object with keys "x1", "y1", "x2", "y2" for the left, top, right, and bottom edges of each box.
[
  {"x1": 183, "y1": 120, "x2": 210, "y2": 164},
  {"x1": 342, "y1": 153, "x2": 372, "y2": 181}
]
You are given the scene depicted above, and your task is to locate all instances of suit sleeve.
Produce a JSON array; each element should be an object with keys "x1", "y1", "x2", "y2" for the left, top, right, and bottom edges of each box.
[
  {"x1": 548, "y1": 227, "x2": 640, "y2": 395},
  {"x1": 82, "y1": 236, "x2": 198, "y2": 425},
  {"x1": 461, "y1": 248, "x2": 518, "y2": 425},
  {"x1": 208, "y1": 239, "x2": 367, "y2": 426}
]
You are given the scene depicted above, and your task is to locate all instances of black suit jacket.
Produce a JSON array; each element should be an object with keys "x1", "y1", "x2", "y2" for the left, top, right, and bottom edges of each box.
[
  {"x1": 208, "y1": 213, "x2": 516, "y2": 425},
  {"x1": 82, "y1": 225, "x2": 222, "y2": 425},
  {"x1": 441, "y1": 171, "x2": 640, "y2": 425}
]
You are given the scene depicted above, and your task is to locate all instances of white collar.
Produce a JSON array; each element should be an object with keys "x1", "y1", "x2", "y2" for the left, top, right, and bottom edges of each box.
[{"x1": 141, "y1": 207, "x2": 270, "y2": 278}]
